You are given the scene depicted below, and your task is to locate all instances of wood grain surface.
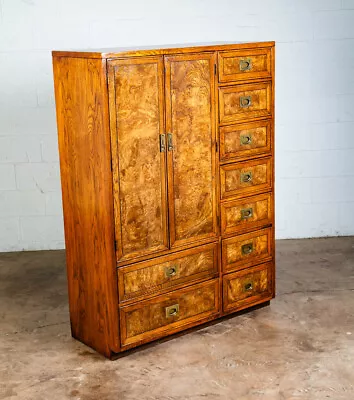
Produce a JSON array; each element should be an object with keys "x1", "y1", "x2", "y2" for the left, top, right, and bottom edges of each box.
[
  {"x1": 220, "y1": 156, "x2": 272, "y2": 199},
  {"x1": 108, "y1": 57, "x2": 169, "y2": 261},
  {"x1": 218, "y1": 48, "x2": 272, "y2": 83},
  {"x1": 223, "y1": 262, "x2": 273, "y2": 313},
  {"x1": 221, "y1": 192, "x2": 273, "y2": 237},
  {"x1": 118, "y1": 242, "x2": 218, "y2": 303},
  {"x1": 219, "y1": 81, "x2": 272, "y2": 125},
  {"x1": 220, "y1": 119, "x2": 272, "y2": 163},
  {"x1": 120, "y1": 279, "x2": 219, "y2": 347},
  {"x1": 221, "y1": 227, "x2": 272, "y2": 273},
  {"x1": 53, "y1": 57, "x2": 120, "y2": 357},
  {"x1": 52, "y1": 41, "x2": 275, "y2": 59},
  {"x1": 165, "y1": 53, "x2": 218, "y2": 248}
]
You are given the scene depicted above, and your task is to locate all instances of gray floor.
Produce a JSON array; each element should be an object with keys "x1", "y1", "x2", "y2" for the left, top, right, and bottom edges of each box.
[{"x1": 1, "y1": 237, "x2": 354, "y2": 400}]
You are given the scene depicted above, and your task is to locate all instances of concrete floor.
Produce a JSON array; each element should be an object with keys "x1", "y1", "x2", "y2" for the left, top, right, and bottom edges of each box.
[{"x1": 0, "y1": 237, "x2": 354, "y2": 400}]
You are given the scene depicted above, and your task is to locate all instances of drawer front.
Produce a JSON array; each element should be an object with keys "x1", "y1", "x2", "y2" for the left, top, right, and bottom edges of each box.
[
  {"x1": 120, "y1": 279, "x2": 219, "y2": 347},
  {"x1": 223, "y1": 262, "x2": 273, "y2": 313},
  {"x1": 118, "y1": 243, "x2": 218, "y2": 303},
  {"x1": 221, "y1": 193, "x2": 272, "y2": 236},
  {"x1": 220, "y1": 120, "x2": 272, "y2": 163},
  {"x1": 222, "y1": 227, "x2": 272, "y2": 273},
  {"x1": 218, "y1": 48, "x2": 272, "y2": 83},
  {"x1": 220, "y1": 157, "x2": 272, "y2": 200},
  {"x1": 219, "y1": 82, "x2": 272, "y2": 125}
]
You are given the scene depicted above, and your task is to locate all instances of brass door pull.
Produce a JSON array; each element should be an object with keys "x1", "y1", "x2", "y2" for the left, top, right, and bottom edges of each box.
[
  {"x1": 244, "y1": 282, "x2": 253, "y2": 291},
  {"x1": 239, "y1": 58, "x2": 252, "y2": 71},
  {"x1": 241, "y1": 172, "x2": 253, "y2": 183},
  {"x1": 241, "y1": 243, "x2": 253, "y2": 255},
  {"x1": 240, "y1": 134, "x2": 252, "y2": 145},
  {"x1": 167, "y1": 133, "x2": 173, "y2": 151},
  {"x1": 241, "y1": 207, "x2": 253, "y2": 220},
  {"x1": 165, "y1": 304, "x2": 179, "y2": 318},
  {"x1": 160, "y1": 134, "x2": 166, "y2": 152},
  {"x1": 165, "y1": 265, "x2": 178, "y2": 278},
  {"x1": 240, "y1": 96, "x2": 252, "y2": 108}
]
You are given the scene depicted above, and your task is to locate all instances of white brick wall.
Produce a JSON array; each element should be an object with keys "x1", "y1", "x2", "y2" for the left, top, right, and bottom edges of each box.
[{"x1": 0, "y1": 0, "x2": 353, "y2": 251}]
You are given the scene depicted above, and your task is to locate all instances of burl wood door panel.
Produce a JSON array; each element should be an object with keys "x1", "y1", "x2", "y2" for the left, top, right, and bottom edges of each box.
[
  {"x1": 221, "y1": 193, "x2": 272, "y2": 237},
  {"x1": 220, "y1": 157, "x2": 272, "y2": 200},
  {"x1": 218, "y1": 48, "x2": 272, "y2": 83},
  {"x1": 223, "y1": 262, "x2": 273, "y2": 313},
  {"x1": 221, "y1": 227, "x2": 272, "y2": 273},
  {"x1": 219, "y1": 82, "x2": 272, "y2": 125},
  {"x1": 165, "y1": 53, "x2": 218, "y2": 248},
  {"x1": 120, "y1": 279, "x2": 219, "y2": 348},
  {"x1": 108, "y1": 57, "x2": 168, "y2": 261},
  {"x1": 220, "y1": 120, "x2": 272, "y2": 163},
  {"x1": 118, "y1": 242, "x2": 218, "y2": 304}
]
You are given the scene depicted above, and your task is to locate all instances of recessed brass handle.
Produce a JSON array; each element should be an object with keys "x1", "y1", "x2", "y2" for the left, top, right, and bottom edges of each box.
[
  {"x1": 165, "y1": 304, "x2": 179, "y2": 318},
  {"x1": 240, "y1": 96, "x2": 252, "y2": 108},
  {"x1": 159, "y1": 134, "x2": 166, "y2": 152},
  {"x1": 240, "y1": 134, "x2": 252, "y2": 145},
  {"x1": 239, "y1": 58, "x2": 252, "y2": 71},
  {"x1": 241, "y1": 207, "x2": 253, "y2": 220},
  {"x1": 244, "y1": 282, "x2": 253, "y2": 291},
  {"x1": 241, "y1": 172, "x2": 253, "y2": 183},
  {"x1": 165, "y1": 265, "x2": 178, "y2": 278},
  {"x1": 241, "y1": 242, "x2": 254, "y2": 255},
  {"x1": 167, "y1": 133, "x2": 173, "y2": 151}
]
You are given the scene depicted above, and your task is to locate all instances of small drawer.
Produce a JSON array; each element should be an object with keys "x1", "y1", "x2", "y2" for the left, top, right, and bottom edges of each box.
[
  {"x1": 118, "y1": 243, "x2": 218, "y2": 303},
  {"x1": 120, "y1": 279, "x2": 219, "y2": 347},
  {"x1": 221, "y1": 193, "x2": 272, "y2": 237},
  {"x1": 219, "y1": 82, "x2": 272, "y2": 125},
  {"x1": 223, "y1": 262, "x2": 273, "y2": 313},
  {"x1": 222, "y1": 227, "x2": 273, "y2": 273},
  {"x1": 220, "y1": 157, "x2": 272, "y2": 200},
  {"x1": 220, "y1": 120, "x2": 272, "y2": 163},
  {"x1": 218, "y1": 48, "x2": 272, "y2": 83}
]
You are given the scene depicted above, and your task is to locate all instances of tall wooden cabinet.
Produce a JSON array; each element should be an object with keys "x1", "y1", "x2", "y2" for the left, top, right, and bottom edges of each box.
[{"x1": 52, "y1": 41, "x2": 275, "y2": 358}]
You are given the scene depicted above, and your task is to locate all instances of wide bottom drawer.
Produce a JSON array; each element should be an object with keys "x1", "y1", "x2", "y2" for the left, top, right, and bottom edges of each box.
[
  {"x1": 120, "y1": 279, "x2": 219, "y2": 348},
  {"x1": 223, "y1": 262, "x2": 273, "y2": 313}
]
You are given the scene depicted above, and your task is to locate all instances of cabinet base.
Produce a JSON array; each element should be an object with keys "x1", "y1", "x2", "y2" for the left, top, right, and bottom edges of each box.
[{"x1": 108, "y1": 299, "x2": 271, "y2": 360}]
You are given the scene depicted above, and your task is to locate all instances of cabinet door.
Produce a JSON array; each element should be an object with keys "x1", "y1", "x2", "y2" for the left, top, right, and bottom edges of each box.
[
  {"x1": 108, "y1": 57, "x2": 169, "y2": 261},
  {"x1": 165, "y1": 53, "x2": 218, "y2": 248}
]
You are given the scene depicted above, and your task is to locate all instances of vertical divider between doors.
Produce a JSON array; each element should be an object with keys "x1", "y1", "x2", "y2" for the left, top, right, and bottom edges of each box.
[
  {"x1": 162, "y1": 55, "x2": 171, "y2": 251},
  {"x1": 164, "y1": 56, "x2": 177, "y2": 249}
]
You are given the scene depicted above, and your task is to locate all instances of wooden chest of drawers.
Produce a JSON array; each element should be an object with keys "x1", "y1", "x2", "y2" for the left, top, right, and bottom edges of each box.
[{"x1": 52, "y1": 41, "x2": 275, "y2": 358}]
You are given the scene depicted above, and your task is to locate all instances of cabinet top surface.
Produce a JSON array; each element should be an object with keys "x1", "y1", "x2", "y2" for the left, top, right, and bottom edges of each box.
[{"x1": 52, "y1": 41, "x2": 275, "y2": 59}]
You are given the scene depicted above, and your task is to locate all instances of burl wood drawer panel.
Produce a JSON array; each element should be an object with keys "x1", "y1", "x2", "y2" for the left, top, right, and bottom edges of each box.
[
  {"x1": 219, "y1": 82, "x2": 272, "y2": 125},
  {"x1": 221, "y1": 193, "x2": 272, "y2": 237},
  {"x1": 220, "y1": 120, "x2": 272, "y2": 163},
  {"x1": 220, "y1": 157, "x2": 272, "y2": 200},
  {"x1": 222, "y1": 227, "x2": 272, "y2": 273},
  {"x1": 223, "y1": 262, "x2": 273, "y2": 313},
  {"x1": 218, "y1": 48, "x2": 272, "y2": 83},
  {"x1": 120, "y1": 279, "x2": 219, "y2": 347},
  {"x1": 118, "y1": 243, "x2": 218, "y2": 303}
]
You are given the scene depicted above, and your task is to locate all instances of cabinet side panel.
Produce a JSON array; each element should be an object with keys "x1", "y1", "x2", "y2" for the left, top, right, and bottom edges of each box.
[{"x1": 53, "y1": 56, "x2": 120, "y2": 356}]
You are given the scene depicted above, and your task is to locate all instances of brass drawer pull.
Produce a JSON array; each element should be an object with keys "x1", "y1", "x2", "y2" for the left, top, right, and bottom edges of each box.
[
  {"x1": 239, "y1": 58, "x2": 252, "y2": 71},
  {"x1": 244, "y1": 282, "x2": 253, "y2": 291},
  {"x1": 165, "y1": 304, "x2": 179, "y2": 318},
  {"x1": 165, "y1": 265, "x2": 178, "y2": 278},
  {"x1": 159, "y1": 134, "x2": 166, "y2": 152},
  {"x1": 241, "y1": 171, "x2": 252, "y2": 183},
  {"x1": 240, "y1": 96, "x2": 252, "y2": 108},
  {"x1": 240, "y1": 134, "x2": 252, "y2": 145},
  {"x1": 241, "y1": 242, "x2": 253, "y2": 255},
  {"x1": 241, "y1": 207, "x2": 253, "y2": 220},
  {"x1": 167, "y1": 133, "x2": 173, "y2": 151}
]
